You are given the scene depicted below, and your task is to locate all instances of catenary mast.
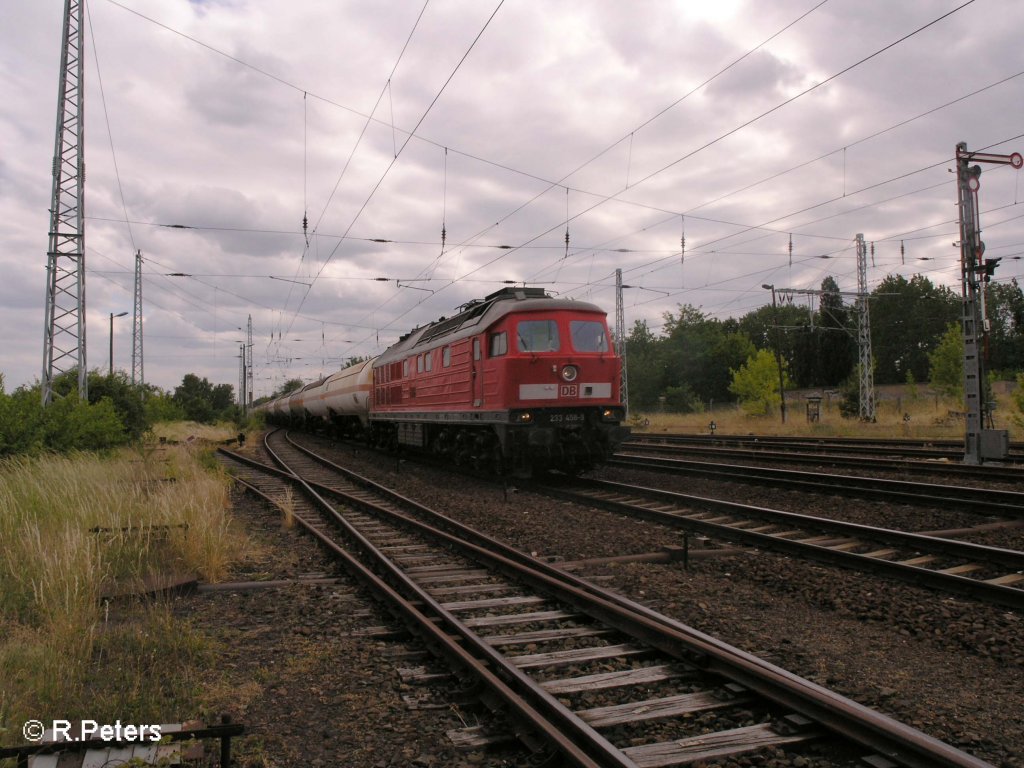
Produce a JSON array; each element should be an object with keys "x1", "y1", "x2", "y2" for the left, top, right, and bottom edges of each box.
[
  {"x1": 131, "y1": 250, "x2": 144, "y2": 387},
  {"x1": 42, "y1": 0, "x2": 88, "y2": 404}
]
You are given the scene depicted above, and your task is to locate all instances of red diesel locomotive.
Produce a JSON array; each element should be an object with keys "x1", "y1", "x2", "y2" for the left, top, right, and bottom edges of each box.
[
  {"x1": 262, "y1": 286, "x2": 629, "y2": 474},
  {"x1": 371, "y1": 286, "x2": 628, "y2": 473}
]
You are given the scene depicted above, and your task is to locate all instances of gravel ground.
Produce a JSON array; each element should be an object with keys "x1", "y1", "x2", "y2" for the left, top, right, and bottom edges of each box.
[
  {"x1": 289, "y1": 433, "x2": 1024, "y2": 768},
  {"x1": 175, "y1": 486, "x2": 533, "y2": 767}
]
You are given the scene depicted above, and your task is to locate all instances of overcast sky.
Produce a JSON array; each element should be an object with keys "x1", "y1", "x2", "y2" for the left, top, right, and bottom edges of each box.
[{"x1": 2, "y1": 0, "x2": 1022, "y2": 397}]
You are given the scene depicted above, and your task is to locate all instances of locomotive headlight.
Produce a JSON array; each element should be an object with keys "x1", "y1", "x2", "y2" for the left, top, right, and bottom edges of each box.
[
  {"x1": 601, "y1": 407, "x2": 623, "y2": 422},
  {"x1": 513, "y1": 411, "x2": 533, "y2": 423},
  {"x1": 561, "y1": 365, "x2": 578, "y2": 382}
]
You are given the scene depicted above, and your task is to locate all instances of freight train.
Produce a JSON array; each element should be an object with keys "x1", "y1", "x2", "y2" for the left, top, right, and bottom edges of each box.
[{"x1": 260, "y1": 287, "x2": 629, "y2": 474}]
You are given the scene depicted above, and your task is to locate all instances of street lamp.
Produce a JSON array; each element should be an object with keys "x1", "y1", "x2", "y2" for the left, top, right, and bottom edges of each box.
[
  {"x1": 109, "y1": 311, "x2": 128, "y2": 377},
  {"x1": 761, "y1": 284, "x2": 787, "y2": 424}
]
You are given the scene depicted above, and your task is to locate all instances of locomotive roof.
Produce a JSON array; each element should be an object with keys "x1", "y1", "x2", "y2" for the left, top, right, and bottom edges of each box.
[{"x1": 376, "y1": 287, "x2": 606, "y2": 366}]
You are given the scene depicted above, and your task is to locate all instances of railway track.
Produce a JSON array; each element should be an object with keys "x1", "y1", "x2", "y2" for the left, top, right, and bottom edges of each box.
[
  {"x1": 629, "y1": 433, "x2": 1024, "y2": 461},
  {"x1": 608, "y1": 453, "x2": 1024, "y2": 516},
  {"x1": 534, "y1": 476, "x2": 1024, "y2": 611},
  {"x1": 623, "y1": 435, "x2": 1024, "y2": 483},
  {"x1": 216, "y1": 430, "x2": 996, "y2": 768}
]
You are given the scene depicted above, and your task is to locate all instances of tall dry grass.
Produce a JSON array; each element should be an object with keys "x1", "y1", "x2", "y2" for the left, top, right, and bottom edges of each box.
[
  {"x1": 632, "y1": 390, "x2": 1020, "y2": 439},
  {"x1": 0, "y1": 444, "x2": 246, "y2": 745}
]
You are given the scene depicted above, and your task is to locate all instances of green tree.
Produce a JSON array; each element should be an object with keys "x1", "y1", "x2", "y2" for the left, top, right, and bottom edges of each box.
[
  {"x1": 986, "y1": 278, "x2": 1024, "y2": 375},
  {"x1": 84, "y1": 371, "x2": 147, "y2": 440},
  {"x1": 870, "y1": 274, "x2": 959, "y2": 384},
  {"x1": 211, "y1": 383, "x2": 235, "y2": 414},
  {"x1": 624, "y1": 320, "x2": 666, "y2": 410},
  {"x1": 737, "y1": 301, "x2": 816, "y2": 387},
  {"x1": 145, "y1": 389, "x2": 186, "y2": 423},
  {"x1": 172, "y1": 374, "x2": 235, "y2": 423},
  {"x1": 928, "y1": 323, "x2": 964, "y2": 399},
  {"x1": 276, "y1": 379, "x2": 305, "y2": 398},
  {"x1": 729, "y1": 349, "x2": 790, "y2": 416},
  {"x1": 815, "y1": 276, "x2": 856, "y2": 386},
  {"x1": 663, "y1": 306, "x2": 754, "y2": 406}
]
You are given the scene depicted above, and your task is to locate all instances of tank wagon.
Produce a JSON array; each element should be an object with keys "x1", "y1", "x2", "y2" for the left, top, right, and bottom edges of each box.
[{"x1": 260, "y1": 287, "x2": 629, "y2": 474}]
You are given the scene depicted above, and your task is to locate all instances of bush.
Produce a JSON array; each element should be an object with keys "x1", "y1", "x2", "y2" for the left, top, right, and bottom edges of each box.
[
  {"x1": 145, "y1": 390, "x2": 186, "y2": 424},
  {"x1": 44, "y1": 396, "x2": 128, "y2": 452},
  {"x1": 927, "y1": 323, "x2": 964, "y2": 400},
  {"x1": 1013, "y1": 373, "x2": 1024, "y2": 429},
  {"x1": 729, "y1": 349, "x2": 789, "y2": 417},
  {"x1": 0, "y1": 380, "x2": 130, "y2": 457},
  {"x1": 660, "y1": 384, "x2": 699, "y2": 413}
]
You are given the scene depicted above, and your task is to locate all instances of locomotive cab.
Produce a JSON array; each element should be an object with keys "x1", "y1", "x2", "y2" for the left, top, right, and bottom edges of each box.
[
  {"x1": 483, "y1": 306, "x2": 629, "y2": 473},
  {"x1": 370, "y1": 287, "x2": 629, "y2": 475}
]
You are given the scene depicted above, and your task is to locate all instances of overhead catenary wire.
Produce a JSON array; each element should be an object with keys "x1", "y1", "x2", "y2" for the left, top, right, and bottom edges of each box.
[
  {"x1": 412, "y1": 0, "x2": 983, "y2": 314},
  {"x1": 99, "y1": 0, "x2": 1014, "y2": 300},
  {"x1": 86, "y1": 1, "x2": 136, "y2": 253},
  {"x1": 283, "y1": 0, "x2": 506, "y2": 339},
  {"x1": 84, "y1": 0, "x2": 1018, "y2": 390}
]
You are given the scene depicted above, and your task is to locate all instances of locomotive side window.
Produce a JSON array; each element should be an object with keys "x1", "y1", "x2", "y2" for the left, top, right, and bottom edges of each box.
[
  {"x1": 570, "y1": 320, "x2": 609, "y2": 352},
  {"x1": 517, "y1": 320, "x2": 560, "y2": 352},
  {"x1": 473, "y1": 337, "x2": 481, "y2": 361},
  {"x1": 425, "y1": 351, "x2": 433, "y2": 372},
  {"x1": 403, "y1": 359, "x2": 409, "y2": 377},
  {"x1": 489, "y1": 331, "x2": 507, "y2": 357},
  {"x1": 417, "y1": 355, "x2": 424, "y2": 373},
  {"x1": 442, "y1": 346, "x2": 451, "y2": 367}
]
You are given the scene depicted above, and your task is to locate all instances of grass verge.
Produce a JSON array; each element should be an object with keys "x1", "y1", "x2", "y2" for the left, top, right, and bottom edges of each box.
[
  {"x1": 633, "y1": 391, "x2": 1019, "y2": 439},
  {"x1": 0, "y1": 442, "x2": 247, "y2": 747}
]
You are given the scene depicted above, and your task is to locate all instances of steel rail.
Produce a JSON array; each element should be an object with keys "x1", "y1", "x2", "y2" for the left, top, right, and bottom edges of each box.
[
  {"x1": 621, "y1": 438, "x2": 1024, "y2": 482},
  {"x1": 537, "y1": 476, "x2": 1024, "y2": 611},
  {"x1": 218, "y1": 445, "x2": 608, "y2": 767},
  {"x1": 630, "y1": 432, "x2": 1024, "y2": 454},
  {"x1": 270, "y1": 432, "x2": 996, "y2": 768},
  {"x1": 609, "y1": 453, "x2": 1024, "y2": 516}
]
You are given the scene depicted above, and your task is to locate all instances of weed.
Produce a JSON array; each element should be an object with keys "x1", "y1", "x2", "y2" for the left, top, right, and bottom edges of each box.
[{"x1": 0, "y1": 445, "x2": 247, "y2": 747}]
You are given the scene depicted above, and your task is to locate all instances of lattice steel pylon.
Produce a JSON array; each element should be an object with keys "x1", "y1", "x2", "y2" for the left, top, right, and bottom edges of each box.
[
  {"x1": 131, "y1": 250, "x2": 144, "y2": 388},
  {"x1": 246, "y1": 314, "x2": 254, "y2": 411},
  {"x1": 855, "y1": 234, "x2": 875, "y2": 421},
  {"x1": 615, "y1": 268, "x2": 628, "y2": 417},
  {"x1": 42, "y1": 0, "x2": 87, "y2": 405},
  {"x1": 238, "y1": 345, "x2": 246, "y2": 409}
]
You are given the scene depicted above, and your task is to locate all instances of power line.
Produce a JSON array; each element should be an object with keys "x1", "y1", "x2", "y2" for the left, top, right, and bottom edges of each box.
[
  {"x1": 85, "y1": 1, "x2": 136, "y2": 252},
  {"x1": 407, "y1": 0, "x2": 982, "y2": 311},
  {"x1": 284, "y1": 0, "x2": 506, "y2": 334}
]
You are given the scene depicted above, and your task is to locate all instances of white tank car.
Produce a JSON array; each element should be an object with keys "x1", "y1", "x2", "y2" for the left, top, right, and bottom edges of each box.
[
  {"x1": 276, "y1": 394, "x2": 292, "y2": 419},
  {"x1": 319, "y1": 358, "x2": 375, "y2": 428},
  {"x1": 288, "y1": 380, "x2": 323, "y2": 419},
  {"x1": 271, "y1": 395, "x2": 287, "y2": 418}
]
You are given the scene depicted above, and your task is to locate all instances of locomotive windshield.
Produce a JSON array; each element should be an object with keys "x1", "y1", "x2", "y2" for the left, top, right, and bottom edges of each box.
[
  {"x1": 517, "y1": 320, "x2": 560, "y2": 352},
  {"x1": 570, "y1": 320, "x2": 609, "y2": 352}
]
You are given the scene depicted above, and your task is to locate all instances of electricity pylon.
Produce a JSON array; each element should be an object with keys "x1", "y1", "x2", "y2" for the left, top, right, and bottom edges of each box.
[{"x1": 42, "y1": 0, "x2": 87, "y2": 405}]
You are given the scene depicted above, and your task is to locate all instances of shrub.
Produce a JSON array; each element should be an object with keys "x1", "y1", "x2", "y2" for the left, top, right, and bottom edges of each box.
[{"x1": 729, "y1": 349, "x2": 789, "y2": 416}]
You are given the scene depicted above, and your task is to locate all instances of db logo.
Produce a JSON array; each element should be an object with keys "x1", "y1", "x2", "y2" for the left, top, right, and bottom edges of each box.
[{"x1": 560, "y1": 384, "x2": 578, "y2": 397}]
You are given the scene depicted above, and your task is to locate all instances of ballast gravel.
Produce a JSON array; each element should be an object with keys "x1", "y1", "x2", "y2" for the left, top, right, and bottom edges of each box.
[{"x1": 295, "y1": 433, "x2": 1024, "y2": 768}]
